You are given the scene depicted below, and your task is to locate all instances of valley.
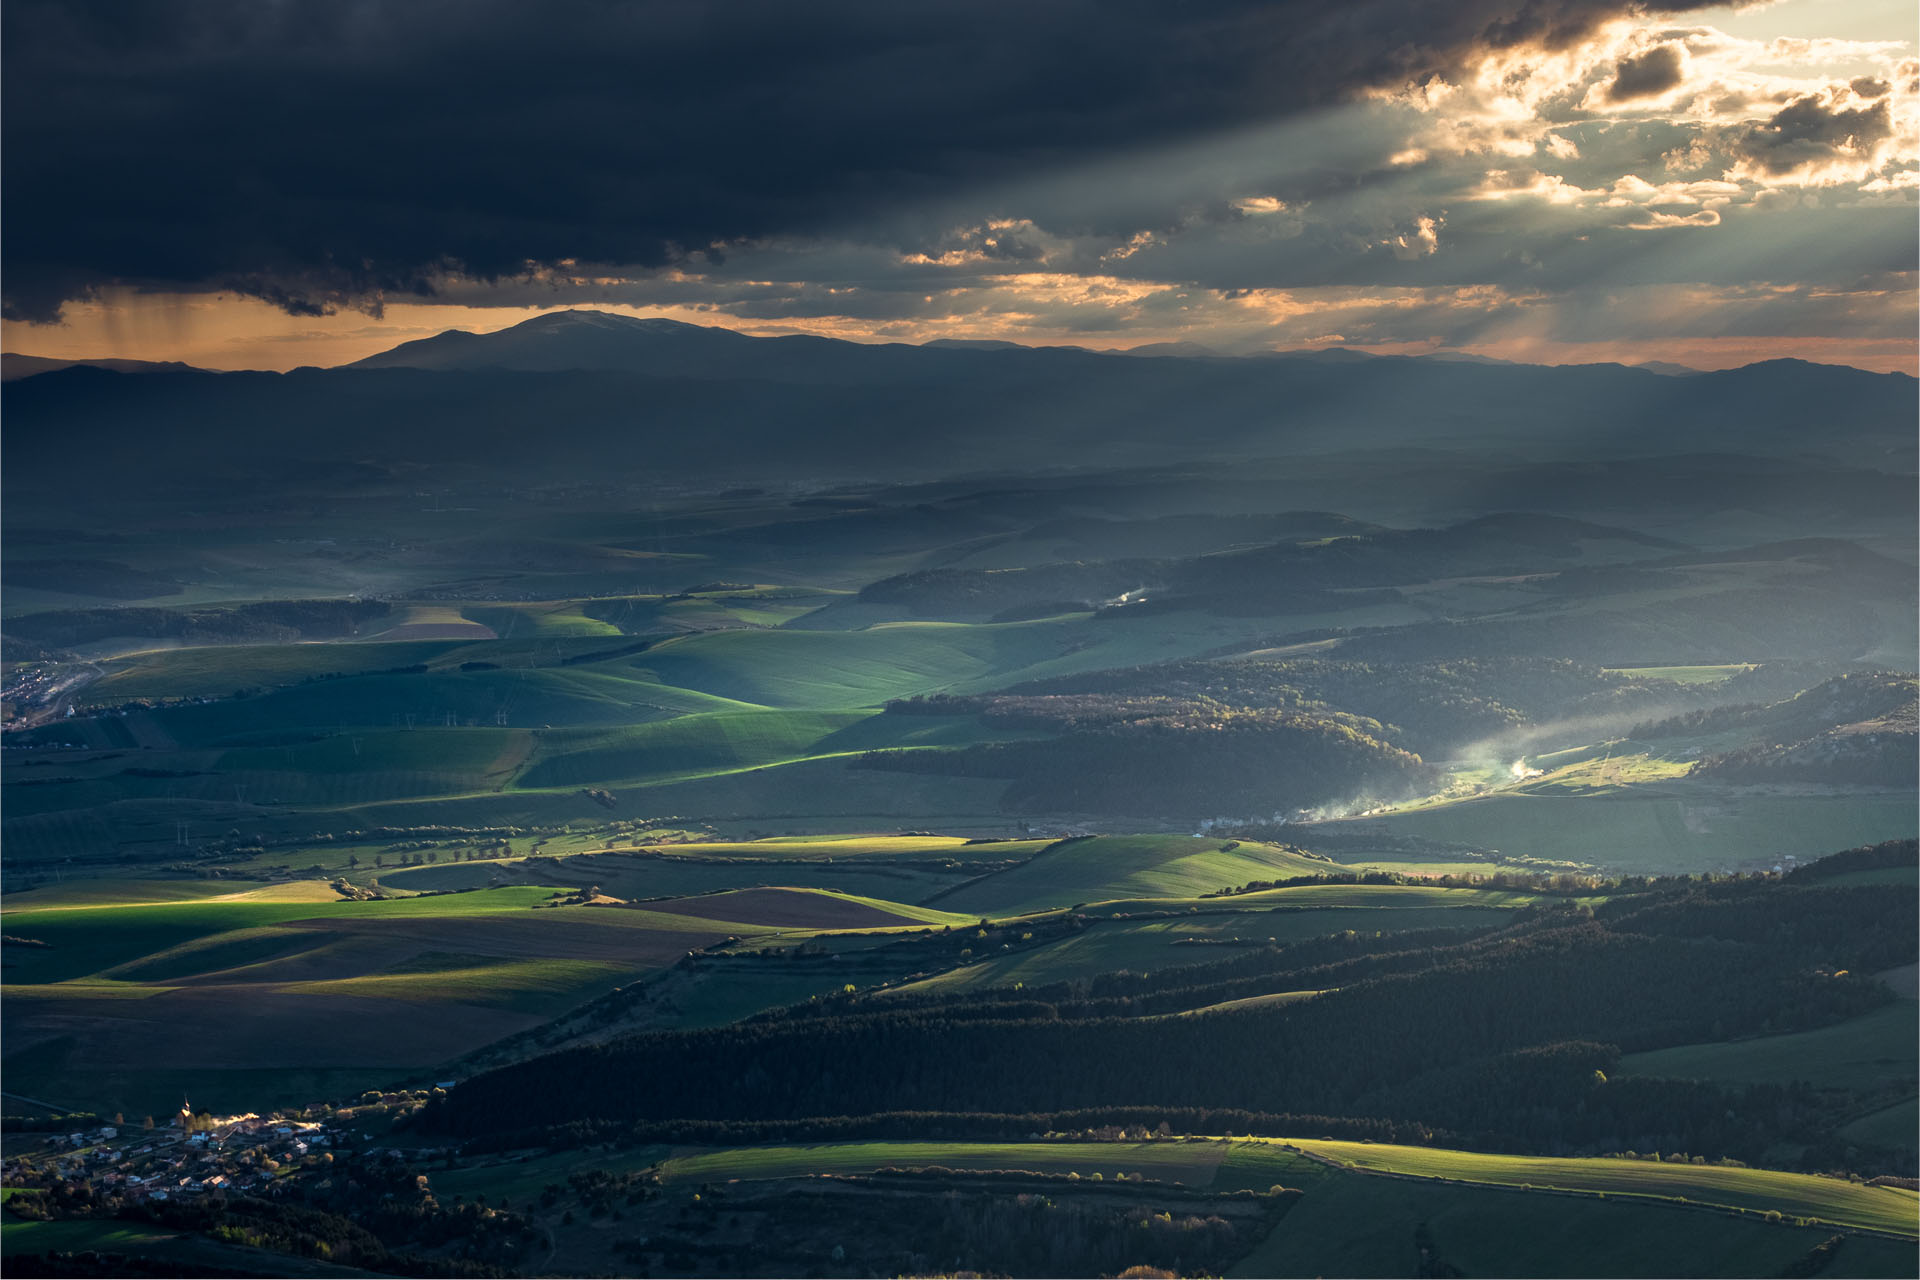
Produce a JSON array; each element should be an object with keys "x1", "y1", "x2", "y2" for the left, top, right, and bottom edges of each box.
[{"x1": 2, "y1": 316, "x2": 1914, "y2": 1277}]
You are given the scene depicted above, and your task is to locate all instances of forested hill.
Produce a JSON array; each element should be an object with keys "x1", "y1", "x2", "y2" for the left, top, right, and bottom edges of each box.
[{"x1": 952, "y1": 655, "x2": 1705, "y2": 756}]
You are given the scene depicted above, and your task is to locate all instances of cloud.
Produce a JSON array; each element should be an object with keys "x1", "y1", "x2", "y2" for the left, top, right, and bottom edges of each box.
[
  {"x1": 1727, "y1": 93, "x2": 1896, "y2": 180},
  {"x1": 1386, "y1": 215, "x2": 1444, "y2": 259},
  {"x1": 1, "y1": 0, "x2": 1734, "y2": 322},
  {"x1": 1607, "y1": 43, "x2": 1687, "y2": 101}
]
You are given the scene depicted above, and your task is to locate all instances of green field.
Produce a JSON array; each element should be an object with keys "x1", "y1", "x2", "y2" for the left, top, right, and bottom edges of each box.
[
  {"x1": 513, "y1": 706, "x2": 1032, "y2": 790},
  {"x1": 380, "y1": 854, "x2": 965, "y2": 904},
  {"x1": 932, "y1": 835, "x2": 1339, "y2": 916},
  {"x1": 649, "y1": 886, "x2": 979, "y2": 928},
  {"x1": 1281, "y1": 1139, "x2": 1920, "y2": 1236},
  {"x1": 87, "y1": 639, "x2": 473, "y2": 700},
  {"x1": 656, "y1": 1138, "x2": 1239, "y2": 1186},
  {"x1": 0, "y1": 879, "x2": 966, "y2": 1116}
]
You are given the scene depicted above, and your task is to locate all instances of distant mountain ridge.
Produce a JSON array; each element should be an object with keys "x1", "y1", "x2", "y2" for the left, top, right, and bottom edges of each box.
[
  {"x1": 2, "y1": 312, "x2": 1889, "y2": 384},
  {"x1": 342, "y1": 310, "x2": 1866, "y2": 381},
  {"x1": 1, "y1": 353, "x2": 207, "y2": 381},
  {"x1": 5, "y1": 312, "x2": 1914, "y2": 504}
]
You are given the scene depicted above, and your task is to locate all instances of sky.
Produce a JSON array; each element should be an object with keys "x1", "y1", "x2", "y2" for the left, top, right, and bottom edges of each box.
[{"x1": 3, "y1": 0, "x2": 1915, "y2": 373}]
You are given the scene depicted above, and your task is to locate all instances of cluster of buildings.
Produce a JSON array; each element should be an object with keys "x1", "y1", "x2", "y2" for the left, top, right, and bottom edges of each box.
[{"x1": 4, "y1": 1100, "x2": 337, "y2": 1206}]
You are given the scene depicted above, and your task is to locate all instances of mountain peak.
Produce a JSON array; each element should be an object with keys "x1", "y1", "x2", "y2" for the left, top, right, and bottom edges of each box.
[
  {"x1": 347, "y1": 308, "x2": 748, "y2": 372},
  {"x1": 514, "y1": 309, "x2": 706, "y2": 336}
]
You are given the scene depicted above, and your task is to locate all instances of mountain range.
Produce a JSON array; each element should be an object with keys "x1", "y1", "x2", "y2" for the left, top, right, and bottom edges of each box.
[{"x1": 4, "y1": 311, "x2": 1914, "y2": 513}]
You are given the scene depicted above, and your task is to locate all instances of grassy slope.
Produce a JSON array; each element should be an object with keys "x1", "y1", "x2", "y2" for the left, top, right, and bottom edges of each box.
[
  {"x1": 933, "y1": 836, "x2": 1337, "y2": 917},
  {"x1": 648, "y1": 886, "x2": 979, "y2": 928},
  {"x1": 1281, "y1": 1139, "x2": 1919, "y2": 1236},
  {"x1": 1, "y1": 887, "x2": 580, "y2": 983},
  {"x1": 630, "y1": 611, "x2": 1300, "y2": 708},
  {"x1": 1842, "y1": 1099, "x2": 1920, "y2": 1151},
  {"x1": 88, "y1": 639, "x2": 474, "y2": 701},
  {"x1": 655, "y1": 1139, "x2": 1233, "y2": 1186},
  {"x1": 380, "y1": 857, "x2": 967, "y2": 905},
  {"x1": 1095, "y1": 883, "x2": 1542, "y2": 914},
  {"x1": 514, "y1": 708, "x2": 1035, "y2": 790},
  {"x1": 1618, "y1": 1000, "x2": 1918, "y2": 1092}
]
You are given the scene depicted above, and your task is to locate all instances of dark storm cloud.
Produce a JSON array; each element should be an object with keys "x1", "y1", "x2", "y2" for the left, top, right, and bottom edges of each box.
[
  {"x1": 1606, "y1": 44, "x2": 1686, "y2": 100},
  {"x1": 1729, "y1": 93, "x2": 1895, "y2": 176},
  {"x1": 2, "y1": 0, "x2": 1728, "y2": 321}
]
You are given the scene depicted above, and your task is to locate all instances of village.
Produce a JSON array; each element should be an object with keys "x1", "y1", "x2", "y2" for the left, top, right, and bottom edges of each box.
[{"x1": 0, "y1": 1088, "x2": 444, "y2": 1212}]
